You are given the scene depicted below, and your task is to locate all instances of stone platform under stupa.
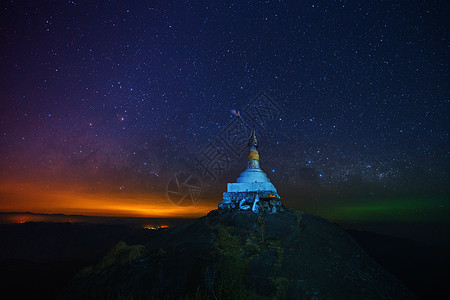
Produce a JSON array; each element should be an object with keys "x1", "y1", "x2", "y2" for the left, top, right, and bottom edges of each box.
[{"x1": 219, "y1": 130, "x2": 284, "y2": 213}]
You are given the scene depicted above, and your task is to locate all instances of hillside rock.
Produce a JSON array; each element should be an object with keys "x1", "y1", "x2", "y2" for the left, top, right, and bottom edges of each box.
[{"x1": 64, "y1": 210, "x2": 416, "y2": 299}]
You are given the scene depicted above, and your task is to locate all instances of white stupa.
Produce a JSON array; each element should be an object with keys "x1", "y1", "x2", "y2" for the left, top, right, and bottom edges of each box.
[{"x1": 219, "y1": 130, "x2": 283, "y2": 213}]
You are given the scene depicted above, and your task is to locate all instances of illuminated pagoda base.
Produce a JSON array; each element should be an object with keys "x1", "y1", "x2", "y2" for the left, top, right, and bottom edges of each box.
[{"x1": 219, "y1": 130, "x2": 284, "y2": 214}]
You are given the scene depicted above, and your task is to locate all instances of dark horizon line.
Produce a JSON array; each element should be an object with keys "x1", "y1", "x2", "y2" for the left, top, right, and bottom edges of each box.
[{"x1": 0, "y1": 211, "x2": 197, "y2": 220}]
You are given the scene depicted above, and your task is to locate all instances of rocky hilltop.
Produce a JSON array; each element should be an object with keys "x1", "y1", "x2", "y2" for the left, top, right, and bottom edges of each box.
[{"x1": 64, "y1": 209, "x2": 415, "y2": 299}]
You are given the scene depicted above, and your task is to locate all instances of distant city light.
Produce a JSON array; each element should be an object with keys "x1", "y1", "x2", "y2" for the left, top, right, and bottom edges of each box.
[{"x1": 144, "y1": 225, "x2": 169, "y2": 230}]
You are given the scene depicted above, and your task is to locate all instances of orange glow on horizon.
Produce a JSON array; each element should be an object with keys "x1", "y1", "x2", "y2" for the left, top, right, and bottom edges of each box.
[{"x1": 0, "y1": 182, "x2": 217, "y2": 218}]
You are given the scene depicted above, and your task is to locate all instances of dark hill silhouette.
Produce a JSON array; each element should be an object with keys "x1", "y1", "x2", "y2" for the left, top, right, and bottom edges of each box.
[
  {"x1": 347, "y1": 230, "x2": 450, "y2": 300},
  {"x1": 0, "y1": 222, "x2": 154, "y2": 300},
  {"x1": 0, "y1": 222, "x2": 151, "y2": 262},
  {"x1": 64, "y1": 210, "x2": 416, "y2": 299}
]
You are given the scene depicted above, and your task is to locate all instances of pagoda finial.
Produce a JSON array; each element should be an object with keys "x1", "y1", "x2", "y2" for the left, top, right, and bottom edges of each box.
[
  {"x1": 247, "y1": 130, "x2": 258, "y2": 149},
  {"x1": 247, "y1": 130, "x2": 259, "y2": 161}
]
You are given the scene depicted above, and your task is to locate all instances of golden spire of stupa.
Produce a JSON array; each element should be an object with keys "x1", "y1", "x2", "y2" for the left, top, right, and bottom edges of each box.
[{"x1": 247, "y1": 130, "x2": 259, "y2": 161}]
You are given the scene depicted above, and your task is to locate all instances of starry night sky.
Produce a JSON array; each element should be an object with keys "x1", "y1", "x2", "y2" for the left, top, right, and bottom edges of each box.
[{"x1": 0, "y1": 1, "x2": 448, "y2": 238}]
